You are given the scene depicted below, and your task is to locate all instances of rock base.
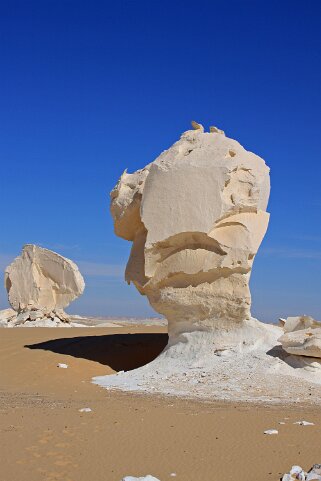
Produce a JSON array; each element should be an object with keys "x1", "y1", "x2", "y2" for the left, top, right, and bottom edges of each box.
[
  {"x1": 0, "y1": 308, "x2": 72, "y2": 327},
  {"x1": 93, "y1": 319, "x2": 321, "y2": 405}
]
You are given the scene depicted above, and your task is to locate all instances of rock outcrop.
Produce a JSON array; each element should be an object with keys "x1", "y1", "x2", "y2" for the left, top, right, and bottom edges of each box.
[
  {"x1": 280, "y1": 315, "x2": 321, "y2": 333},
  {"x1": 279, "y1": 328, "x2": 321, "y2": 358},
  {"x1": 111, "y1": 122, "x2": 270, "y2": 337},
  {"x1": 1, "y1": 244, "x2": 85, "y2": 327},
  {"x1": 278, "y1": 316, "x2": 321, "y2": 358},
  {"x1": 95, "y1": 123, "x2": 321, "y2": 402}
]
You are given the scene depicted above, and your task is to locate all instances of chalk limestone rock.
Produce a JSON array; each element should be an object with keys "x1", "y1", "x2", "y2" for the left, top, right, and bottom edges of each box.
[
  {"x1": 282, "y1": 466, "x2": 306, "y2": 481},
  {"x1": 307, "y1": 465, "x2": 321, "y2": 481},
  {"x1": 122, "y1": 477, "x2": 160, "y2": 481},
  {"x1": 110, "y1": 124, "x2": 270, "y2": 337},
  {"x1": 279, "y1": 328, "x2": 321, "y2": 358},
  {"x1": 3, "y1": 244, "x2": 84, "y2": 326},
  {"x1": 0, "y1": 308, "x2": 16, "y2": 327},
  {"x1": 282, "y1": 316, "x2": 321, "y2": 333}
]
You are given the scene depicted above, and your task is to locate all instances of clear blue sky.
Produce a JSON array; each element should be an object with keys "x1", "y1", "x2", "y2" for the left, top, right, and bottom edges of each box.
[{"x1": 0, "y1": 0, "x2": 320, "y2": 321}]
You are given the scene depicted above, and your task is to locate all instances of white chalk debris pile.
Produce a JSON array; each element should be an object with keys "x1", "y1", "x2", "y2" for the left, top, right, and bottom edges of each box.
[
  {"x1": 282, "y1": 464, "x2": 321, "y2": 481},
  {"x1": 0, "y1": 244, "x2": 85, "y2": 327}
]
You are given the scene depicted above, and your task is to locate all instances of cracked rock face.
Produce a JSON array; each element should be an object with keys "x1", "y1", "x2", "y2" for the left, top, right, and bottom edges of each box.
[
  {"x1": 111, "y1": 126, "x2": 270, "y2": 337},
  {"x1": 4, "y1": 245, "x2": 85, "y2": 322},
  {"x1": 279, "y1": 328, "x2": 321, "y2": 358},
  {"x1": 278, "y1": 316, "x2": 321, "y2": 358}
]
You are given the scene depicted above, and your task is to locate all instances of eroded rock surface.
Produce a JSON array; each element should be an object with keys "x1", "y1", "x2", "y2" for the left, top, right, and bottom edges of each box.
[
  {"x1": 280, "y1": 316, "x2": 321, "y2": 333},
  {"x1": 279, "y1": 328, "x2": 321, "y2": 358},
  {"x1": 278, "y1": 315, "x2": 321, "y2": 359},
  {"x1": 2, "y1": 244, "x2": 85, "y2": 326},
  {"x1": 111, "y1": 123, "x2": 270, "y2": 337}
]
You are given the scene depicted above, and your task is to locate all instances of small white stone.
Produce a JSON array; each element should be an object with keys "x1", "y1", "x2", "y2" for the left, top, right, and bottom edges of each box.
[
  {"x1": 57, "y1": 363, "x2": 68, "y2": 369},
  {"x1": 264, "y1": 429, "x2": 278, "y2": 435},
  {"x1": 79, "y1": 407, "x2": 92, "y2": 413},
  {"x1": 29, "y1": 310, "x2": 44, "y2": 321},
  {"x1": 282, "y1": 466, "x2": 306, "y2": 481},
  {"x1": 122, "y1": 477, "x2": 160, "y2": 481},
  {"x1": 293, "y1": 421, "x2": 315, "y2": 426},
  {"x1": 306, "y1": 465, "x2": 321, "y2": 481}
]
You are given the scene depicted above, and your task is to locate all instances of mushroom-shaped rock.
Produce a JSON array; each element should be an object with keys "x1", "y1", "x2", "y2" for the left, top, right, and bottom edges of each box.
[
  {"x1": 4, "y1": 245, "x2": 85, "y2": 323},
  {"x1": 110, "y1": 124, "x2": 270, "y2": 339}
]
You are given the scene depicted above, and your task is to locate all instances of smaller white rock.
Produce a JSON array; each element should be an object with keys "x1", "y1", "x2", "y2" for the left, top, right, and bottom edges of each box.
[
  {"x1": 293, "y1": 421, "x2": 315, "y2": 426},
  {"x1": 79, "y1": 407, "x2": 92, "y2": 413},
  {"x1": 282, "y1": 466, "x2": 306, "y2": 481},
  {"x1": 283, "y1": 316, "x2": 320, "y2": 333},
  {"x1": 29, "y1": 310, "x2": 44, "y2": 321},
  {"x1": 57, "y1": 363, "x2": 68, "y2": 369},
  {"x1": 306, "y1": 464, "x2": 321, "y2": 481},
  {"x1": 16, "y1": 311, "x2": 30, "y2": 322},
  {"x1": 264, "y1": 429, "x2": 278, "y2": 435},
  {"x1": 122, "y1": 477, "x2": 160, "y2": 481}
]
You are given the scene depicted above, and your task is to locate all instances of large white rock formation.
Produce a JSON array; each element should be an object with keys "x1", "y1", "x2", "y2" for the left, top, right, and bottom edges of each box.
[
  {"x1": 111, "y1": 122, "x2": 270, "y2": 338},
  {"x1": 1, "y1": 244, "x2": 85, "y2": 327},
  {"x1": 94, "y1": 123, "x2": 321, "y2": 404}
]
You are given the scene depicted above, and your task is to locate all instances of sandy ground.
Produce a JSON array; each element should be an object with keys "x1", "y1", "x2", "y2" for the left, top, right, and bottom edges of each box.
[{"x1": 1, "y1": 326, "x2": 321, "y2": 481}]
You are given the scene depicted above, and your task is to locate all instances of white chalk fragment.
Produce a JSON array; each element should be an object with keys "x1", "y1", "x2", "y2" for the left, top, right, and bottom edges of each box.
[
  {"x1": 306, "y1": 464, "x2": 321, "y2": 481},
  {"x1": 279, "y1": 422, "x2": 286, "y2": 425},
  {"x1": 57, "y1": 363, "x2": 68, "y2": 369},
  {"x1": 78, "y1": 407, "x2": 92, "y2": 413},
  {"x1": 293, "y1": 421, "x2": 315, "y2": 426},
  {"x1": 122, "y1": 476, "x2": 160, "y2": 481},
  {"x1": 264, "y1": 429, "x2": 278, "y2": 435},
  {"x1": 282, "y1": 465, "x2": 306, "y2": 481},
  {"x1": 170, "y1": 474, "x2": 177, "y2": 477}
]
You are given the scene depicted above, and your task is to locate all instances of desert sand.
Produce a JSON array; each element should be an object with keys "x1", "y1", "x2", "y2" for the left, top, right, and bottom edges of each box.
[{"x1": 1, "y1": 324, "x2": 321, "y2": 481}]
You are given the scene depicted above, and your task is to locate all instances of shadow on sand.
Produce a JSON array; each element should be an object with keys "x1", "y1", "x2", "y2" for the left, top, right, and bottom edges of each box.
[{"x1": 25, "y1": 333, "x2": 169, "y2": 372}]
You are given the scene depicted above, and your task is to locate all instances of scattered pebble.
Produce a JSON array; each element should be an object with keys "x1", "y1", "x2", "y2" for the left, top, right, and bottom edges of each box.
[
  {"x1": 282, "y1": 464, "x2": 321, "y2": 481},
  {"x1": 78, "y1": 407, "x2": 92, "y2": 413},
  {"x1": 264, "y1": 429, "x2": 278, "y2": 435},
  {"x1": 293, "y1": 421, "x2": 315, "y2": 426},
  {"x1": 279, "y1": 422, "x2": 286, "y2": 425},
  {"x1": 122, "y1": 476, "x2": 160, "y2": 481},
  {"x1": 282, "y1": 465, "x2": 306, "y2": 481},
  {"x1": 57, "y1": 363, "x2": 68, "y2": 369},
  {"x1": 307, "y1": 464, "x2": 321, "y2": 481},
  {"x1": 170, "y1": 474, "x2": 177, "y2": 477}
]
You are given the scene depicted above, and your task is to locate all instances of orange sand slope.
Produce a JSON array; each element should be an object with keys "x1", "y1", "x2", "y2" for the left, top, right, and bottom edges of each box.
[{"x1": 1, "y1": 326, "x2": 321, "y2": 481}]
